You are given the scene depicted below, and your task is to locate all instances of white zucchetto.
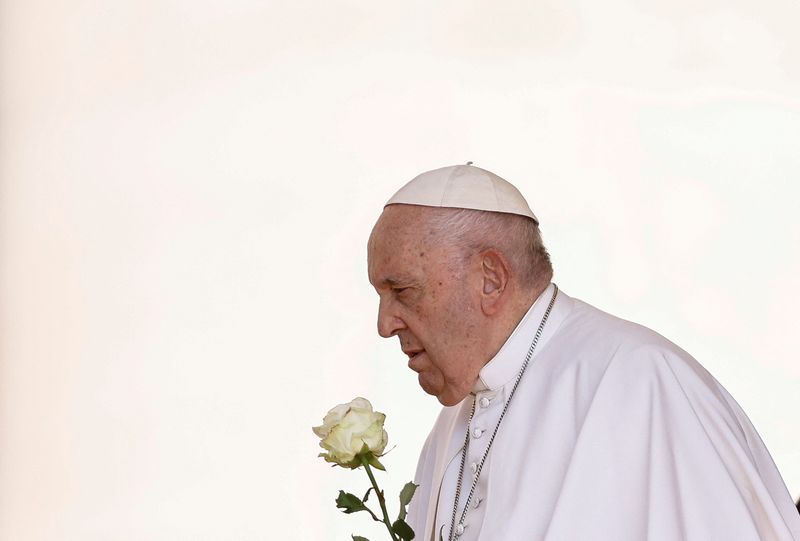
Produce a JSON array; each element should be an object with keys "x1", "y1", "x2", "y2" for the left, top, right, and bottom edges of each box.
[{"x1": 385, "y1": 163, "x2": 539, "y2": 224}]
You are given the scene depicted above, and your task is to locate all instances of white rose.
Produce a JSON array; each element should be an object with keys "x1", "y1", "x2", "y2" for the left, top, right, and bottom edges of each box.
[{"x1": 313, "y1": 397, "x2": 389, "y2": 469}]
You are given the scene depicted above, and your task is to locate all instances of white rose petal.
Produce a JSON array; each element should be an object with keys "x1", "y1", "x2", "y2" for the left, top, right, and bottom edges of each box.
[{"x1": 312, "y1": 397, "x2": 389, "y2": 468}]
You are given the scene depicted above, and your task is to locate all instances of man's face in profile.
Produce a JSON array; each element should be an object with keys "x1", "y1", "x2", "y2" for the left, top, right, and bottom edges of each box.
[{"x1": 367, "y1": 205, "x2": 484, "y2": 406}]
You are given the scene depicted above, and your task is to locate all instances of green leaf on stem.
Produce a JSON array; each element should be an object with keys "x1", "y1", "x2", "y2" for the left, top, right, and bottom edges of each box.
[
  {"x1": 392, "y1": 518, "x2": 415, "y2": 540},
  {"x1": 352, "y1": 536, "x2": 370, "y2": 541},
  {"x1": 397, "y1": 482, "x2": 418, "y2": 520},
  {"x1": 336, "y1": 491, "x2": 369, "y2": 514}
]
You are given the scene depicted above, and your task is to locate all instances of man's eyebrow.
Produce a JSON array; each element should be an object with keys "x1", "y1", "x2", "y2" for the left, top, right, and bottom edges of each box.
[{"x1": 378, "y1": 276, "x2": 412, "y2": 287}]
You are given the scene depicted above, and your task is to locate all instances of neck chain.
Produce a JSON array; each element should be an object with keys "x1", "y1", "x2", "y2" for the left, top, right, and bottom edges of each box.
[{"x1": 447, "y1": 284, "x2": 559, "y2": 541}]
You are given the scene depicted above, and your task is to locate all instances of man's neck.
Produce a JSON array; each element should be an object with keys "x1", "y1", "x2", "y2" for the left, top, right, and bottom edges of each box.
[{"x1": 482, "y1": 282, "x2": 549, "y2": 366}]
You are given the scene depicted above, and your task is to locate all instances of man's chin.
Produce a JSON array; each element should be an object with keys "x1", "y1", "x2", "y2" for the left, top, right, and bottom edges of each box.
[
  {"x1": 417, "y1": 374, "x2": 469, "y2": 406},
  {"x1": 436, "y1": 394, "x2": 464, "y2": 407},
  {"x1": 431, "y1": 386, "x2": 470, "y2": 407}
]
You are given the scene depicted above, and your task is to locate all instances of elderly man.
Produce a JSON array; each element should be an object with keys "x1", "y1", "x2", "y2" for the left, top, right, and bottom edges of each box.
[{"x1": 367, "y1": 164, "x2": 800, "y2": 541}]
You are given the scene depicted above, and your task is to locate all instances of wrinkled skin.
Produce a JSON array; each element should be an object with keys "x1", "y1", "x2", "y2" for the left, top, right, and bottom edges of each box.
[{"x1": 367, "y1": 205, "x2": 533, "y2": 406}]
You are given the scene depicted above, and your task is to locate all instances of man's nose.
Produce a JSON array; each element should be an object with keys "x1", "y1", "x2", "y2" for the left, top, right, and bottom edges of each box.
[{"x1": 377, "y1": 299, "x2": 405, "y2": 338}]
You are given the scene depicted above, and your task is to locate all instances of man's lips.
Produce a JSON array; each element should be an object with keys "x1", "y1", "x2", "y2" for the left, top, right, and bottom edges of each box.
[{"x1": 404, "y1": 350, "x2": 426, "y2": 371}]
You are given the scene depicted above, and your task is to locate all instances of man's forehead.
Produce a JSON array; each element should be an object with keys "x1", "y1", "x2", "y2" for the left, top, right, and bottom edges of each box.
[
  {"x1": 370, "y1": 206, "x2": 430, "y2": 247},
  {"x1": 368, "y1": 208, "x2": 434, "y2": 285},
  {"x1": 368, "y1": 252, "x2": 422, "y2": 288},
  {"x1": 368, "y1": 221, "x2": 424, "y2": 265},
  {"x1": 376, "y1": 204, "x2": 432, "y2": 227}
]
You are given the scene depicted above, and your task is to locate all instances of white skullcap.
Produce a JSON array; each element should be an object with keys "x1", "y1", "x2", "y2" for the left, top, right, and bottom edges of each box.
[{"x1": 385, "y1": 163, "x2": 538, "y2": 224}]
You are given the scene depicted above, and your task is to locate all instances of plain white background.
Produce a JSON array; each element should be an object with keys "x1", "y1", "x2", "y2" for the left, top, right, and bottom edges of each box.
[{"x1": 1, "y1": 1, "x2": 798, "y2": 539}]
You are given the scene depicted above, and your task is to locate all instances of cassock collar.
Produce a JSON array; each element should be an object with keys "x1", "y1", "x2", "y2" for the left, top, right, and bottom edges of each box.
[{"x1": 472, "y1": 283, "x2": 566, "y2": 393}]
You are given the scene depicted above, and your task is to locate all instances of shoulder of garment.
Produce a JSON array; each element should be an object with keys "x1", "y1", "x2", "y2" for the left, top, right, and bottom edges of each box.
[{"x1": 539, "y1": 298, "x2": 800, "y2": 540}]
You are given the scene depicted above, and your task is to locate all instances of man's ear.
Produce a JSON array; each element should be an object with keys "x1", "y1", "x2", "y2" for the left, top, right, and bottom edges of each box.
[{"x1": 480, "y1": 250, "x2": 511, "y2": 315}]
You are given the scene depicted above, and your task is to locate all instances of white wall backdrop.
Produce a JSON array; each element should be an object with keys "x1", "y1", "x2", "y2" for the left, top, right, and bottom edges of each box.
[{"x1": 1, "y1": 1, "x2": 798, "y2": 539}]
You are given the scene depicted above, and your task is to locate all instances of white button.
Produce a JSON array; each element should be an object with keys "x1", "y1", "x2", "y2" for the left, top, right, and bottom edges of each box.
[
  {"x1": 474, "y1": 497, "x2": 482, "y2": 509},
  {"x1": 479, "y1": 397, "x2": 490, "y2": 408},
  {"x1": 455, "y1": 523, "x2": 465, "y2": 536},
  {"x1": 472, "y1": 428, "x2": 483, "y2": 438},
  {"x1": 470, "y1": 462, "x2": 478, "y2": 474}
]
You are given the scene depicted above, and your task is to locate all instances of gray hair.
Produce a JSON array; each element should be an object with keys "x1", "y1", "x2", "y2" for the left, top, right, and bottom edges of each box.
[{"x1": 424, "y1": 208, "x2": 554, "y2": 289}]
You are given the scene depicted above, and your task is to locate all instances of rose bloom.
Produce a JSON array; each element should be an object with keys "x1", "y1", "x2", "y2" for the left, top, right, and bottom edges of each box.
[{"x1": 313, "y1": 397, "x2": 389, "y2": 468}]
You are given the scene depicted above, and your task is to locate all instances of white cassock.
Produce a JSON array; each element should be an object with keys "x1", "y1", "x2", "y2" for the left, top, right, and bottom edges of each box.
[{"x1": 407, "y1": 283, "x2": 800, "y2": 541}]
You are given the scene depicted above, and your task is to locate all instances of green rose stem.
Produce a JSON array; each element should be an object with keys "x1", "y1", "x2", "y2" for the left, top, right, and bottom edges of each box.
[{"x1": 360, "y1": 455, "x2": 399, "y2": 541}]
